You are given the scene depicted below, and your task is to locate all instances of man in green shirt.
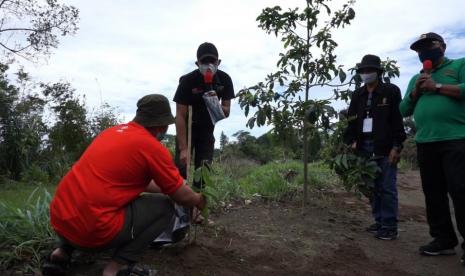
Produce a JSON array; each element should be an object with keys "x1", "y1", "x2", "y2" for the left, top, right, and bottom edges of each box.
[{"x1": 400, "y1": 32, "x2": 465, "y2": 266}]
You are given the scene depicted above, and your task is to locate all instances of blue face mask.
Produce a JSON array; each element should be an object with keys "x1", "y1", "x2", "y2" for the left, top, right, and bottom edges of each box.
[{"x1": 418, "y1": 47, "x2": 444, "y2": 63}]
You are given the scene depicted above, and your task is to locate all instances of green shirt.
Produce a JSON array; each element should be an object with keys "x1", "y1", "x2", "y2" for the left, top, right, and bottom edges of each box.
[{"x1": 399, "y1": 57, "x2": 465, "y2": 143}]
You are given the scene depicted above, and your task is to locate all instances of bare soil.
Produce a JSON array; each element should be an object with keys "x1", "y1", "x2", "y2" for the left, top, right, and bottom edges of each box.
[{"x1": 23, "y1": 170, "x2": 465, "y2": 275}]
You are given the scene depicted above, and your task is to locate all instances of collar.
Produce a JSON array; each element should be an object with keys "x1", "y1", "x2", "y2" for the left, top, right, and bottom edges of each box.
[
  {"x1": 433, "y1": 57, "x2": 452, "y2": 71},
  {"x1": 359, "y1": 82, "x2": 382, "y2": 95}
]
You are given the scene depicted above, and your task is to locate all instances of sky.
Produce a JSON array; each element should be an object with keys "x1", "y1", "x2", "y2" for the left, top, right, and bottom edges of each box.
[{"x1": 14, "y1": 0, "x2": 465, "y2": 146}]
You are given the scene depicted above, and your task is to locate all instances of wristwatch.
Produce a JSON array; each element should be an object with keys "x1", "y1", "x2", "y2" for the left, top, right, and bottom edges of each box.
[{"x1": 435, "y1": 83, "x2": 443, "y2": 93}]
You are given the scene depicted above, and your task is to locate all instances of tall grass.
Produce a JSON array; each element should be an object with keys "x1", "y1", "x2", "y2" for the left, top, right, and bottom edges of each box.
[
  {"x1": 0, "y1": 188, "x2": 55, "y2": 272},
  {"x1": 208, "y1": 159, "x2": 338, "y2": 204}
]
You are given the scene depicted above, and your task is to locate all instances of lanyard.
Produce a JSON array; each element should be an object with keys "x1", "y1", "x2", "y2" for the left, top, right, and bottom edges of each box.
[{"x1": 365, "y1": 92, "x2": 373, "y2": 118}]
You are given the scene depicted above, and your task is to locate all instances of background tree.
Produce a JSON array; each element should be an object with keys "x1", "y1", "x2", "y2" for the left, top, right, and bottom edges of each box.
[
  {"x1": 41, "y1": 82, "x2": 89, "y2": 158},
  {"x1": 220, "y1": 131, "x2": 229, "y2": 152},
  {"x1": 238, "y1": 0, "x2": 356, "y2": 206},
  {"x1": 0, "y1": 0, "x2": 79, "y2": 61},
  {"x1": 88, "y1": 102, "x2": 121, "y2": 138},
  {"x1": 0, "y1": 65, "x2": 47, "y2": 180}
]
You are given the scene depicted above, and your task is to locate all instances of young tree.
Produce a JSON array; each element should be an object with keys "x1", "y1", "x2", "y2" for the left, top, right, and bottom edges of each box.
[
  {"x1": 0, "y1": 0, "x2": 79, "y2": 61},
  {"x1": 238, "y1": 0, "x2": 356, "y2": 206}
]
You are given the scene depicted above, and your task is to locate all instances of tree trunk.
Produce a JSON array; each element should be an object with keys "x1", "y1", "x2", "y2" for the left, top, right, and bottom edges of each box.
[{"x1": 303, "y1": 124, "x2": 309, "y2": 209}]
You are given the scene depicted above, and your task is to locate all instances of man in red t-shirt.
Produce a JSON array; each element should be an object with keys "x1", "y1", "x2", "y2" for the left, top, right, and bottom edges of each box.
[{"x1": 44, "y1": 94, "x2": 206, "y2": 276}]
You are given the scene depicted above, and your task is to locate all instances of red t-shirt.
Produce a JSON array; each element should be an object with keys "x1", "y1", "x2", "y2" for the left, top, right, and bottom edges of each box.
[{"x1": 50, "y1": 122, "x2": 183, "y2": 248}]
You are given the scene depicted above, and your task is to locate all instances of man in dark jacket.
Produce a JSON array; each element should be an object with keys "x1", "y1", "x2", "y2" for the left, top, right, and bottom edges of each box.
[{"x1": 344, "y1": 54, "x2": 406, "y2": 240}]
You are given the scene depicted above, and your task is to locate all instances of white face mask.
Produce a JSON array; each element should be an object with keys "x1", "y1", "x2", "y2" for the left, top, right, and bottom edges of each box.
[
  {"x1": 359, "y1": 72, "x2": 378, "y2": 84},
  {"x1": 198, "y1": 63, "x2": 218, "y2": 76}
]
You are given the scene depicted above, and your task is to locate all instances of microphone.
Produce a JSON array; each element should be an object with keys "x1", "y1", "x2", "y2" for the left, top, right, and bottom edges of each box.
[
  {"x1": 423, "y1": 60, "x2": 432, "y2": 74},
  {"x1": 203, "y1": 70, "x2": 214, "y2": 91}
]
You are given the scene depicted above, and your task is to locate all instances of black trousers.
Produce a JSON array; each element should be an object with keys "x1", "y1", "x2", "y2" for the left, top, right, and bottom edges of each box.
[
  {"x1": 58, "y1": 194, "x2": 174, "y2": 264},
  {"x1": 175, "y1": 128, "x2": 214, "y2": 189},
  {"x1": 417, "y1": 139, "x2": 465, "y2": 249}
]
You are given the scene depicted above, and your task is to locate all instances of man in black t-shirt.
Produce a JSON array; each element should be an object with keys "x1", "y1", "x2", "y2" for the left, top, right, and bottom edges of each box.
[{"x1": 173, "y1": 42, "x2": 235, "y2": 189}]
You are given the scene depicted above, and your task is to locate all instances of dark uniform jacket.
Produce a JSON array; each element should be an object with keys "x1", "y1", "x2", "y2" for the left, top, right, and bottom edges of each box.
[{"x1": 343, "y1": 82, "x2": 406, "y2": 156}]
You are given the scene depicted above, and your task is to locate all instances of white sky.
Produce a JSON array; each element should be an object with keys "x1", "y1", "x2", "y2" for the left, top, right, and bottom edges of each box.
[{"x1": 15, "y1": 0, "x2": 465, "y2": 146}]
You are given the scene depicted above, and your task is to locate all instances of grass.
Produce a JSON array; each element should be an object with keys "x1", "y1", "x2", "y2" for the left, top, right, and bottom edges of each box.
[
  {"x1": 207, "y1": 159, "x2": 338, "y2": 205},
  {"x1": 0, "y1": 187, "x2": 56, "y2": 273},
  {"x1": 0, "y1": 159, "x2": 338, "y2": 272},
  {"x1": 0, "y1": 179, "x2": 56, "y2": 208}
]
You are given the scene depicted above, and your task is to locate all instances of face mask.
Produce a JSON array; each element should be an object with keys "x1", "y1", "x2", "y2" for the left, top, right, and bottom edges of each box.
[
  {"x1": 418, "y1": 47, "x2": 444, "y2": 64},
  {"x1": 198, "y1": 63, "x2": 217, "y2": 76},
  {"x1": 359, "y1": 72, "x2": 378, "y2": 84},
  {"x1": 156, "y1": 131, "x2": 166, "y2": 141}
]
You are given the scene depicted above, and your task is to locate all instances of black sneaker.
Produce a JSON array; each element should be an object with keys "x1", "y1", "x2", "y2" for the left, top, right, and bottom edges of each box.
[
  {"x1": 366, "y1": 223, "x2": 381, "y2": 234},
  {"x1": 375, "y1": 228, "x2": 398, "y2": 240},
  {"x1": 419, "y1": 240, "x2": 456, "y2": 256}
]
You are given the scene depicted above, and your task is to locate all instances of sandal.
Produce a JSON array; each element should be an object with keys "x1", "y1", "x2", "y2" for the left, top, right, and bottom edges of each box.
[{"x1": 117, "y1": 263, "x2": 157, "y2": 276}]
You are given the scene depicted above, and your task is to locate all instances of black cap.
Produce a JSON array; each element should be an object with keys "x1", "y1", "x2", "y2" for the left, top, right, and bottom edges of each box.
[
  {"x1": 197, "y1": 42, "x2": 218, "y2": 61},
  {"x1": 133, "y1": 94, "x2": 175, "y2": 127},
  {"x1": 356, "y1": 54, "x2": 382, "y2": 73},
  {"x1": 410, "y1": 32, "x2": 444, "y2": 51}
]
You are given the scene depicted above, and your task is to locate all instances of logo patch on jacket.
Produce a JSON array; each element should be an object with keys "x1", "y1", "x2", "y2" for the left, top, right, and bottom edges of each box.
[
  {"x1": 443, "y1": 69, "x2": 456, "y2": 78},
  {"x1": 377, "y1": 97, "x2": 389, "y2": 106}
]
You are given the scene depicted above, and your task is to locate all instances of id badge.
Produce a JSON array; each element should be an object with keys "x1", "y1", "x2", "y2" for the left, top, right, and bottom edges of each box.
[{"x1": 363, "y1": 118, "x2": 373, "y2": 133}]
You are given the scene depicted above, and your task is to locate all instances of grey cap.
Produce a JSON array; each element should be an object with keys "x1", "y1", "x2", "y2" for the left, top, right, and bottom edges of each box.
[{"x1": 133, "y1": 94, "x2": 175, "y2": 127}]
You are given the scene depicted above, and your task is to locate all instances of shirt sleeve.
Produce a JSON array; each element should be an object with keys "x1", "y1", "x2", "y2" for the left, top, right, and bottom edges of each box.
[
  {"x1": 221, "y1": 73, "x2": 235, "y2": 101},
  {"x1": 173, "y1": 76, "x2": 190, "y2": 105},
  {"x1": 143, "y1": 142, "x2": 183, "y2": 195},
  {"x1": 399, "y1": 75, "x2": 418, "y2": 117},
  {"x1": 390, "y1": 85, "x2": 407, "y2": 147},
  {"x1": 458, "y1": 58, "x2": 465, "y2": 99}
]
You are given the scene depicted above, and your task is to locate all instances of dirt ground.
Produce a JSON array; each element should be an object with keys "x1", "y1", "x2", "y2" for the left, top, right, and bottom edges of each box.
[{"x1": 36, "y1": 170, "x2": 465, "y2": 275}]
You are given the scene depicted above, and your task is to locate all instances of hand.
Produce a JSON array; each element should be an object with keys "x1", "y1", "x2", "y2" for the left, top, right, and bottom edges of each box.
[
  {"x1": 351, "y1": 142, "x2": 357, "y2": 150},
  {"x1": 180, "y1": 148, "x2": 189, "y2": 166},
  {"x1": 388, "y1": 148, "x2": 400, "y2": 165},
  {"x1": 415, "y1": 73, "x2": 430, "y2": 90},
  {"x1": 205, "y1": 90, "x2": 217, "y2": 97},
  {"x1": 196, "y1": 194, "x2": 207, "y2": 210},
  {"x1": 418, "y1": 75, "x2": 437, "y2": 92}
]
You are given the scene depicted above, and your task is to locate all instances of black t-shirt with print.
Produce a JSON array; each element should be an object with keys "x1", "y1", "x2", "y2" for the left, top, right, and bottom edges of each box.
[{"x1": 173, "y1": 69, "x2": 235, "y2": 131}]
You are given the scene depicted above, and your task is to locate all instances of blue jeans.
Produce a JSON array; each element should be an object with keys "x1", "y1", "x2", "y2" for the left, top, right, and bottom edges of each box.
[{"x1": 361, "y1": 140, "x2": 398, "y2": 229}]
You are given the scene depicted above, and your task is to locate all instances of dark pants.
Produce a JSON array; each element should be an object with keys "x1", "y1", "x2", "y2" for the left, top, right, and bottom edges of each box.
[
  {"x1": 175, "y1": 128, "x2": 214, "y2": 189},
  {"x1": 361, "y1": 140, "x2": 398, "y2": 229},
  {"x1": 58, "y1": 194, "x2": 174, "y2": 264},
  {"x1": 417, "y1": 139, "x2": 465, "y2": 249}
]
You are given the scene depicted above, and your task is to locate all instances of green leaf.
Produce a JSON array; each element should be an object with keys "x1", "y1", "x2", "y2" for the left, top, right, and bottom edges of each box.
[
  {"x1": 338, "y1": 68, "x2": 347, "y2": 83},
  {"x1": 193, "y1": 167, "x2": 202, "y2": 184},
  {"x1": 342, "y1": 154, "x2": 348, "y2": 169},
  {"x1": 257, "y1": 110, "x2": 266, "y2": 126}
]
